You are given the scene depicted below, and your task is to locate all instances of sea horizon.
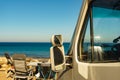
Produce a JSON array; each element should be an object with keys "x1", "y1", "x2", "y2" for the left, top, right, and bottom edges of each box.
[{"x1": 0, "y1": 42, "x2": 70, "y2": 58}]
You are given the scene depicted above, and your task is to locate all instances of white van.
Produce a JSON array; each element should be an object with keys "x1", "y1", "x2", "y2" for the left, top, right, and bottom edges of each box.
[{"x1": 50, "y1": 0, "x2": 120, "y2": 80}]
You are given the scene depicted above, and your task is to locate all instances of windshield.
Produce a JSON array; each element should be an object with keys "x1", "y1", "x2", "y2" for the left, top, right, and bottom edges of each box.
[{"x1": 82, "y1": 2, "x2": 120, "y2": 62}]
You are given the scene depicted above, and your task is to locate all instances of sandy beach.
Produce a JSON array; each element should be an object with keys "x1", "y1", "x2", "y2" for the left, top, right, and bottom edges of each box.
[{"x1": 0, "y1": 57, "x2": 49, "y2": 80}]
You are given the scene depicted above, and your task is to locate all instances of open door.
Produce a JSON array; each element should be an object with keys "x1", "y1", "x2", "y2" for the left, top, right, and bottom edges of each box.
[{"x1": 50, "y1": 35, "x2": 66, "y2": 72}]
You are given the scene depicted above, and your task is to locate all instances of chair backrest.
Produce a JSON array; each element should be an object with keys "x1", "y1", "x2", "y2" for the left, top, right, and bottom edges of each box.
[
  {"x1": 12, "y1": 54, "x2": 28, "y2": 73},
  {"x1": 4, "y1": 53, "x2": 13, "y2": 65},
  {"x1": 50, "y1": 35, "x2": 66, "y2": 71}
]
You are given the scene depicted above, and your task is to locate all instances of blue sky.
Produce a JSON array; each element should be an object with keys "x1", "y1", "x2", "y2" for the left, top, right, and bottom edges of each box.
[{"x1": 0, "y1": 0, "x2": 82, "y2": 42}]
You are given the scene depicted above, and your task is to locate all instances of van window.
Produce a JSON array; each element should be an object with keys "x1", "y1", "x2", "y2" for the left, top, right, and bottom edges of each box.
[{"x1": 79, "y1": 6, "x2": 120, "y2": 62}]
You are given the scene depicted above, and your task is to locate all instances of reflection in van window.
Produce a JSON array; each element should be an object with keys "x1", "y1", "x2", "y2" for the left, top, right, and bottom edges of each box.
[{"x1": 81, "y1": 7, "x2": 120, "y2": 62}]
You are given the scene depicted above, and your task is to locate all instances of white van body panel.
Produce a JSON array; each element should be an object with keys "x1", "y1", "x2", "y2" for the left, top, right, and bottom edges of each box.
[
  {"x1": 71, "y1": 0, "x2": 120, "y2": 80},
  {"x1": 74, "y1": 62, "x2": 120, "y2": 80},
  {"x1": 58, "y1": 0, "x2": 120, "y2": 80}
]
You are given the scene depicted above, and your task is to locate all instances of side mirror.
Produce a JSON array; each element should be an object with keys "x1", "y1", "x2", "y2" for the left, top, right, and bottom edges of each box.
[{"x1": 50, "y1": 35, "x2": 66, "y2": 72}]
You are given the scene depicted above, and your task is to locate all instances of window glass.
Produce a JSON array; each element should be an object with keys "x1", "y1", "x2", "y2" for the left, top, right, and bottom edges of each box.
[
  {"x1": 81, "y1": 7, "x2": 120, "y2": 62},
  {"x1": 82, "y1": 19, "x2": 91, "y2": 61},
  {"x1": 93, "y1": 7, "x2": 120, "y2": 61}
]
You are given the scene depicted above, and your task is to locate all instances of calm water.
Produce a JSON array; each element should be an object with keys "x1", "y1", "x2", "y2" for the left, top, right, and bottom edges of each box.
[{"x1": 0, "y1": 42, "x2": 70, "y2": 58}]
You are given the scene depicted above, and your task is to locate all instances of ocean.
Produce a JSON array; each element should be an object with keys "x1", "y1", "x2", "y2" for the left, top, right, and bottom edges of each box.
[{"x1": 0, "y1": 42, "x2": 70, "y2": 58}]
